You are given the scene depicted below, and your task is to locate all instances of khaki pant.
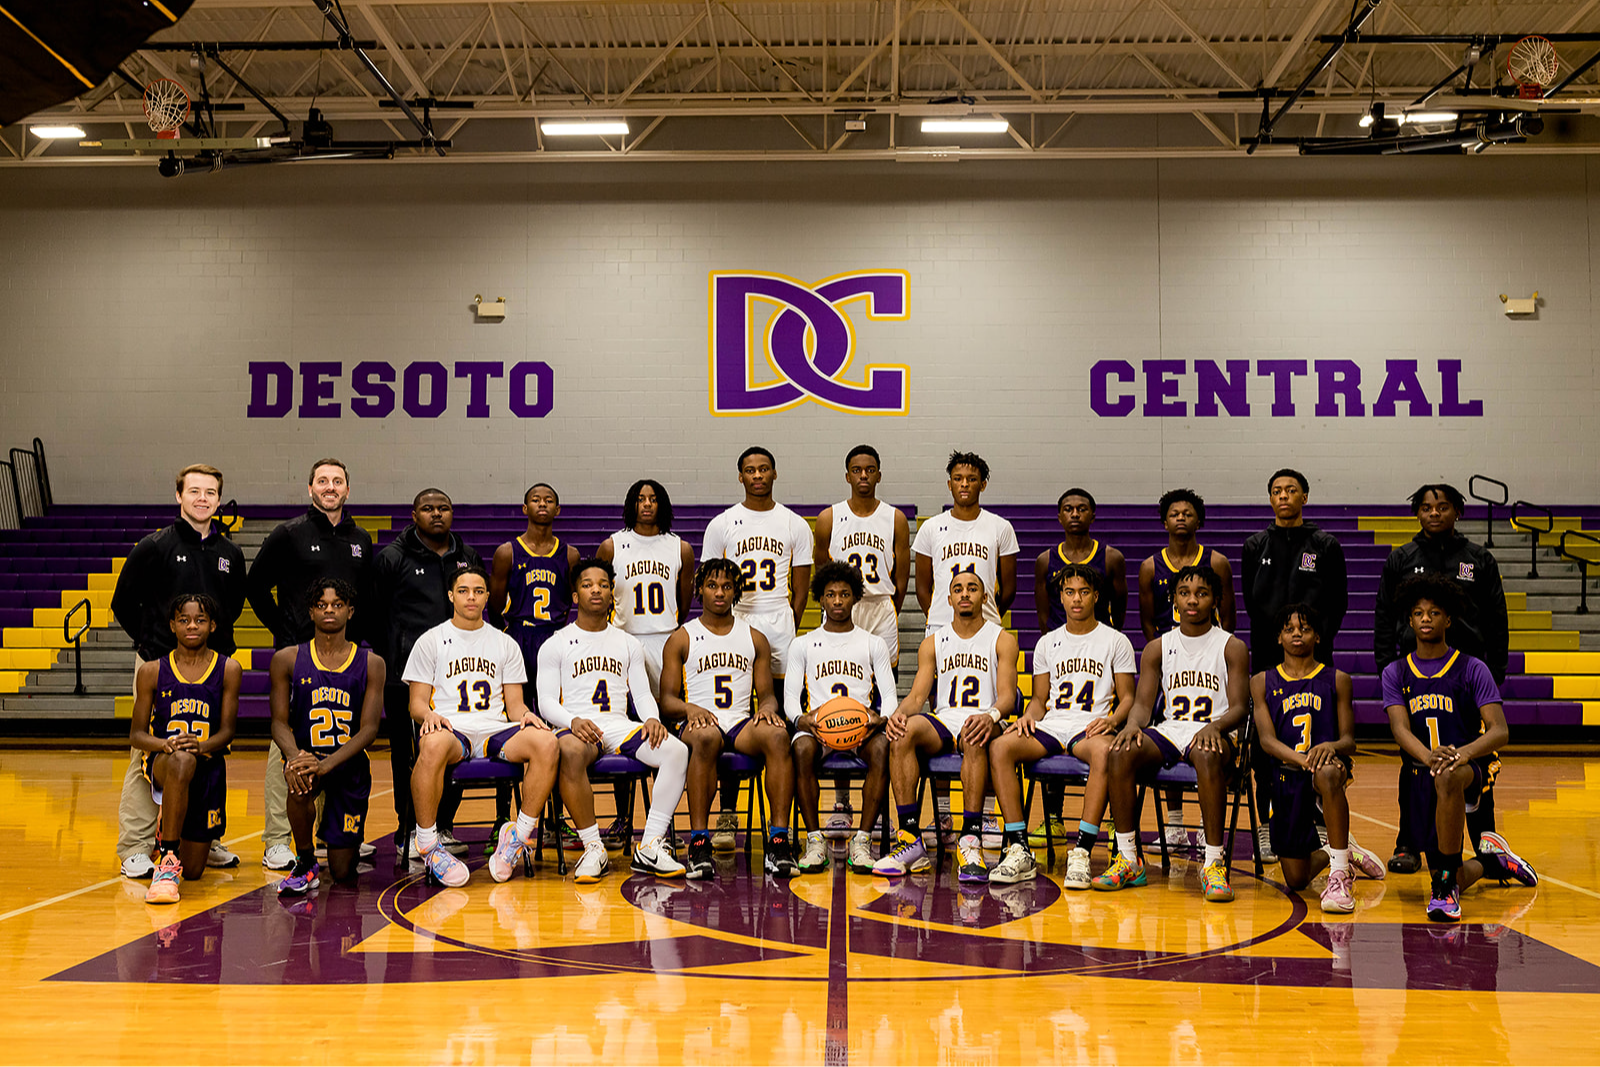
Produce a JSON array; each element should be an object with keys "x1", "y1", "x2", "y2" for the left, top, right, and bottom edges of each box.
[
  {"x1": 262, "y1": 743, "x2": 290, "y2": 850},
  {"x1": 116, "y1": 654, "x2": 158, "y2": 859}
]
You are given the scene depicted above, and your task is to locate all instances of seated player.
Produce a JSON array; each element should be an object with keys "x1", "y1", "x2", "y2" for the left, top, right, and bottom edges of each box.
[
  {"x1": 405, "y1": 566, "x2": 560, "y2": 887},
  {"x1": 660, "y1": 558, "x2": 796, "y2": 879},
  {"x1": 129, "y1": 594, "x2": 242, "y2": 904},
  {"x1": 877, "y1": 572, "x2": 1017, "y2": 882},
  {"x1": 989, "y1": 564, "x2": 1136, "y2": 888},
  {"x1": 540, "y1": 558, "x2": 689, "y2": 883},
  {"x1": 1096, "y1": 565, "x2": 1250, "y2": 902},
  {"x1": 787, "y1": 561, "x2": 896, "y2": 874},
  {"x1": 268, "y1": 579, "x2": 385, "y2": 895},
  {"x1": 1251, "y1": 602, "x2": 1385, "y2": 913},
  {"x1": 1382, "y1": 575, "x2": 1537, "y2": 922}
]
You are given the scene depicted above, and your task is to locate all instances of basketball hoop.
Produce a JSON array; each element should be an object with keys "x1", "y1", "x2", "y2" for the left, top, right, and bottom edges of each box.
[
  {"x1": 1508, "y1": 36, "x2": 1558, "y2": 100},
  {"x1": 143, "y1": 78, "x2": 190, "y2": 139}
]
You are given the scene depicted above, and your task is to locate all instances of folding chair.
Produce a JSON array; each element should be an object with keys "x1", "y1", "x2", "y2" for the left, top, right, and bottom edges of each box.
[
  {"x1": 913, "y1": 687, "x2": 1025, "y2": 865},
  {"x1": 547, "y1": 752, "x2": 654, "y2": 876},
  {"x1": 444, "y1": 758, "x2": 536, "y2": 877},
  {"x1": 814, "y1": 750, "x2": 892, "y2": 855},
  {"x1": 1137, "y1": 718, "x2": 1262, "y2": 875}
]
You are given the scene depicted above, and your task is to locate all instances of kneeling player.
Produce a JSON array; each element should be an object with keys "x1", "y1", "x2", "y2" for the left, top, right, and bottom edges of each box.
[
  {"x1": 1251, "y1": 603, "x2": 1385, "y2": 913},
  {"x1": 131, "y1": 594, "x2": 242, "y2": 904},
  {"x1": 989, "y1": 565, "x2": 1135, "y2": 888},
  {"x1": 405, "y1": 566, "x2": 559, "y2": 887},
  {"x1": 661, "y1": 559, "x2": 796, "y2": 879},
  {"x1": 1098, "y1": 565, "x2": 1250, "y2": 901},
  {"x1": 269, "y1": 579, "x2": 385, "y2": 894},
  {"x1": 788, "y1": 562, "x2": 896, "y2": 874},
  {"x1": 540, "y1": 558, "x2": 689, "y2": 883},
  {"x1": 878, "y1": 572, "x2": 1017, "y2": 881},
  {"x1": 1382, "y1": 575, "x2": 1537, "y2": 922}
]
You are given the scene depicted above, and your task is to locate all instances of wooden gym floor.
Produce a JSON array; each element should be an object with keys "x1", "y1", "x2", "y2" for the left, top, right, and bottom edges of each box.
[{"x1": 2, "y1": 741, "x2": 1596, "y2": 1065}]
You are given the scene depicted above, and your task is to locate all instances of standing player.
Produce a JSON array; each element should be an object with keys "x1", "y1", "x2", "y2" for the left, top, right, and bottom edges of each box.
[
  {"x1": 1251, "y1": 603, "x2": 1385, "y2": 913},
  {"x1": 1381, "y1": 575, "x2": 1536, "y2": 922},
  {"x1": 129, "y1": 594, "x2": 242, "y2": 904},
  {"x1": 598, "y1": 478, "x2": 695, "y2": 697},
  {"x1": 268, "y1": 579, "x2": 385, "y2": 895},
  {"x1": 404, "y1": 566, "x2": 559, "y2": 887},
  {"x1": 660, "y1": 559, "x2": 796, "y2": 879},
  {"x1": 1031, "y1": 487, "x2": 1127, "y2": 847},
  {"x1": 787, "y1": 562, "x2": 896, "y2": 874},
  {"x1": 989, "y1": 565, "x2": 1136, "y2": 888},
  {"x1": 1097, "y1": 566, "x2": 1251, "y2": 902},
  {"x1": 913, "y1": 451, "x2": 1019, "y2": 634},
  {"x1": 877, "y1": 572, "x2": 1016, "y2": 881},
  {"x1": 540, "y1": 559, "x2": 689, "y2": 883},
  {"x1": 815, "y1": 445, "x2": 910, "y2": 672},
  {"x1": 490, "y1": 482, "x2": 580, "y2": 696}
]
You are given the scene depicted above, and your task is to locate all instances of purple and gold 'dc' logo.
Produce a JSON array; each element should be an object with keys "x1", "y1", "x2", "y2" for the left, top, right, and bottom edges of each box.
[{"x1": 709, "y1": 270, "x2": 910, "y2": 416}]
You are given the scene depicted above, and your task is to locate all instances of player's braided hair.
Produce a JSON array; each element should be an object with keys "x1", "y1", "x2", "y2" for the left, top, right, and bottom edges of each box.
[
  {"x1": 1047, "y1": 562, "x2": 1102, "y2": 602},
  {"x1": 168, "y1": 592, "x2": 220, "y2": 620},
  {"x1": 1172, "y1": 563, "x2": 1221, "y2": 599},
  {"x1": 303, "y1": 576, "x2": 358, "y2": 613},
  {"x1": 694, "y1": 557, "x2": 745, "y2": 606}
]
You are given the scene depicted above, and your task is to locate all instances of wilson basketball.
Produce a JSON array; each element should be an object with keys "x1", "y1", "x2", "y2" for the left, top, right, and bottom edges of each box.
[{"x1": 813, "y1": 696, "x2": 871, "y2": 750}]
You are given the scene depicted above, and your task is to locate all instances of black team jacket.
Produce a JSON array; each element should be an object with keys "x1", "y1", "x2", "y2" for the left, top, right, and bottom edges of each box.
[
  {"x1": 111, "y1": 519, "x2": 248, "y2": 660},
  {"x1": 246, "y1": 507, "x2": 375, "y2": 648},
  {"x1": 370, "y1": 525, "x2": 484, "y2": 682},
  {"x1": 1241, "y1": 521, "x2": 1349, "y2": 671},
  {"x1": 1373, "y1": 529, "x2": 1509, "y2": 683}
]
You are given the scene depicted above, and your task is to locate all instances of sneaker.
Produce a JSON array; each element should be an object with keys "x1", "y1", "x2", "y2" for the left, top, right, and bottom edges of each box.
[
  {"x1": 1477, "y1": 831, "x2": 1538, "y2": 887},
  {"x1": 1320, "y1": 867, "x2": 1356, "y2": 914},
  {"x1": 798, "y1": 832, "x2": 830, "y2": 872},
  {"x1": 1091, "y1": 853, "x2": 1147, "y2": 892},
  {"x1": 437, "y1": 831, "x2": 469, "y2": 856},
  {"x1": 1427, "y1": 882, "x2": 1462, "y2": 922},
  {"x1": 1388, "y1": 848, "x2": 1421, "y2": 874},
  {"x1": 1255, "y1": 826, "x2": 1277, "y2": 865},
  {"x1": 872, "y1": 829, "x2": 930, "y2": 877},
  {"x1": 206, "y1": 842, "x2": 240, "y2": 869},
  {"x1": 1348, "y1": 837, "x2": 1387, "y2": 881},
  {"x1": 421, "y1": 843, "x2": 470, "y2": 888},
  {"x1": 277, "y1": 858, "x2": 321, "y2": 897},
  {"x1": 631, "y1": 836, "x2": 686, "y2": 877},
  {"x1": 686, "y1": 838, "x2": 715, "y2": 880},
  {"x1": 764, "y1": 835, "x2": 797, "y2": 878},
  {"x1": 574, "y1": 843, "x2": 610, "y2": 883},
  {"x1": 1164, "y1": 823, "x2": 1189, "y2": 850},
  {"x1": 847, "y1": 831, "x2": 876, "y2": 873},
  {"x1": 711, "y1": 813, "x2": 739, "y2": 852},
  {"x1": 824, "y1": 805, "x2": 855, "y2": 842},
  {"x1": 1063, "y1": 846, "x2": 1092, "y2": 890},
  {"x1": 262, "y1": 844, "x2": 296, "y2": 871},
  {"x1": 1201, "y1": 861, "x2": 1235, "y2": 903},
  {"x1": 145, "y1": 852, "x2": 181, "y2": 904},
  {"x1": 989, "y1": 842, "x2": 1039, "y2": 885},
  {"x1": 956, "y1": 836, "x2": 989, "y2": 883},
  {"x1": 488, "y1": 823, "x2": 528, "y2": 883},
  {"x1": 1027, "y1": 816, "x2": 1067, "y2": 848},
  {"x1": 121, "y1": 852, "x2": 155, "y2": 879},
  {"x1": 981, "y1": 814, "x2": 1003, "y2": 851}
]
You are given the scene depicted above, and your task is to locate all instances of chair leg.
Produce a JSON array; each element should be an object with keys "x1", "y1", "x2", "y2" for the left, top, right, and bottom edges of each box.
[
  {"x1": 1134, "y1": 783, "x2": 1148, "y2": 867},
  {"x1": 1152, "y1": 790, "x2": 1173, "y2": 872},
  {"x1": 550, "y1": 790, "x2": 568, "y2": 877},
  {"x1": 879, "y1": 780, "x2": 891, "y2": 857}
]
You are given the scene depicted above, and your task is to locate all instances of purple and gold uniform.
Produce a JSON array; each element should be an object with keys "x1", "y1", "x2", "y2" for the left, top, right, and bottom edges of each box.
[
  {"x1": 1045, "y1": 539, "x2": 1113, "y2": 630},
  {"x1": 141, "y1": 651, "x2": 228, "y2": 841},
  {"x1": 289, "y1": 642, "x2": 372, "y2": 849},
  {"x1": 1263, "y1": 663, "x2": 1342, "y2": 859},
  {"x1": 1381, "y1": 648, "x2": 1503, "y2": 853},
  {"x1": 507, "y1": 535, "x2": 573, "y2": 686},
  {"x1": 1149, "y1": 545, "x2": 1217, "y2": 635}
]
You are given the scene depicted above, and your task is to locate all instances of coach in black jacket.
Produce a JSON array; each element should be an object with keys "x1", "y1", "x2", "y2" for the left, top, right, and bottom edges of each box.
[
  {"x1": 371, "y1": 488, "x2": 484, "y2": 848},
  {"x1": 1241, "y1": 469, "x2": 1349, "y2": 671}
]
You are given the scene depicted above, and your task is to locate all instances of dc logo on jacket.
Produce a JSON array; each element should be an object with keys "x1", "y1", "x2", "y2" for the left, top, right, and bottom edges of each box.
[
  {"x1": 1458, "y1": 563, "x2": 1475, "y2": 582},
  {"x1": 1299, "y1": 553, "x2": 1317, "y2": 572}
]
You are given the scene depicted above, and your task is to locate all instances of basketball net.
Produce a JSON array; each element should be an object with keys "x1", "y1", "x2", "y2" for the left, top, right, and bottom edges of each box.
[
  {"x1": 143, "y1": 78, "x2": 190, "y2": 140},
  {"x1": 1508, "y1": 36, "x2": 1558, "y2": 101}
]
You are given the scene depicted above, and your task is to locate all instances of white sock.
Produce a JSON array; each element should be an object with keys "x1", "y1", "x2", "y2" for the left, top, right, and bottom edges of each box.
[
  {"x1": 415, "y1": 824, "x2": 438, "y2": 853},
  {"x1": 578, "y1": 824, "x2": 601, "y2": 848},
  {"x1": 1203, "y1": 844, "x2": 1225, "y2": 867},
  {"x1": 1328, "y1": 847, "x2": 1352, "y2": 873},
  {"x1": 1116, "y1": 831, "x2": 1137, "y2": 861},
  {"x1": 515, "y1": 811, "x2": 538, "y2": 839}
]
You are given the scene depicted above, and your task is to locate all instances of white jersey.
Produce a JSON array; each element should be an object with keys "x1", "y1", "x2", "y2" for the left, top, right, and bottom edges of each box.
[
  {"x1": 403, "y1": 620, "x2": 528, "y2": 735},
  {"x1": 785, "y1": 626, "x2": 894, "y2": 723},
  {"x1": 610, "y1": 529, "x2": 683, "y2": 636},
  {"x1": 932, "y1": 620, "x2": 1005, "y2": 714},
  {"x1": 1160, "y1": 626, "x2": 1232, "y2": 726},
  {"x1": 1033, "y1": 622, "x2": 1137, "y2": 731},
  {"x1": 702, "y1": 502, "x2": 813, "y2": 615},
  {"x1": 535, "y1": 622, "x2": 660, "y2": 728},
  {"x1": 682, "y1": 617, "x2": 757, "y2": 729},
  {"x1": 912, "y1": 508, "x2": 1019, "y2": 629},
  {"x1": 828, "y1": 500, "x2": 897, "y2": 599}
]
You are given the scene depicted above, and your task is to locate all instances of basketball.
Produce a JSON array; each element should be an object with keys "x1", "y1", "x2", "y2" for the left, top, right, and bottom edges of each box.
[{"x1": 813, "y1": 696, "x2": 871, "y2": 750}]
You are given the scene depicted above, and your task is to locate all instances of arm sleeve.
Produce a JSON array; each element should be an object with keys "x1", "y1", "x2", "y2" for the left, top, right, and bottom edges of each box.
[
  {"x1": 1380, "y1": 662, "x2": 1405, "y2": 709},
  {"x1": 501, "y1": 633, "x2": 528, "y2": 685},
  {"x1": 1321, "y1": 537, "x2": 1349, "y2": 647},
  {"x1": 400, "y1": 630, "x2": 435, "y2": 686},
  {"x1": 700, "y1": 515, "x2": 727, "y2": 561},
  {"x1": 1111, "y1": 633, "x2": 1138, "y2": 674},
  {"x1": 1466, "y1": 657, "x2": 1502, "y2": 708},
  {"x1": 1239, "y1": 533, "x2": 1260, "y2": 616},
  {"x1": 111, "y1": 538, "x2": 152, "y2": 649},
  {"x1": 791, "y1": 514, "x2": 813, "y2": 566},
  {"x1": 536, "y1": 640, "x2": 573, "y2": 729},
  {"x1": 870, "y1": 636, "x2": 895, "y2": 713},
  {"x1": 628, "y1": 644, "x2": 661, "y2": 721},
  {"x1": 245, "y1": 528, "x2": 291, "y2": 644},
  {"x1": 785, "y1": 638, "x2": 808, "y2": 723}
]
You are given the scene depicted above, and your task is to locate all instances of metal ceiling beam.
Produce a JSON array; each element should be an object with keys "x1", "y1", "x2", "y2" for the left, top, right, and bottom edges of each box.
[
  {"x1": 1151, "y1": 0, "x2": 1251, "y2": 89},
  {"x1": 354, "y1": 4, "x2": 430, "y2": 98},
  {"x1": 613, "y1": 10, "x2": 708, "y2": 105},
  {"x1": 1263, "y1": 0, "x2": 1336, "y2": 87},
  {"x1": 938, "y1": 0, "x2": 1042, "y2": 102}
]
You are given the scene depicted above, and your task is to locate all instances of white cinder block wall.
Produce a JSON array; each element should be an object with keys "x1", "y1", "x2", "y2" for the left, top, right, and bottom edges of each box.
[{"x1": 0, "y1": 156, "x2": 1591, "y2": 510}]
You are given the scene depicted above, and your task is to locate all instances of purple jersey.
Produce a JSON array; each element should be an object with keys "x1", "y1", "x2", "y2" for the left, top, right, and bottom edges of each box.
[
  {"x1": 290, "y1": 642, "x2": 370, "y2": 754},
  {"x1": 1381, "y1": 649, "x2": 1501, "y2": 762},
  {"x1": 1046, "y1": 539, "x2": 1113, "y2": 629},
  {"x1": 507, "y1": 535, "x2": 573, "y2": 631},
  {"x1": 1263, "y1": 663, "x2": 1340, "y2": 753},
  {"x1": 152, "y1": 651, "x2": 226, "y2": 745},
  {"x1": 1148, "y1": 544, "x2": 1218, "y2": 635}
]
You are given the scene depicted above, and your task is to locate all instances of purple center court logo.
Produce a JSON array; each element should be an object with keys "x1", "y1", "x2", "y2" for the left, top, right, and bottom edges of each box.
[{"x1": 709, "y1": 271, "x2": 910, "y2": 416}]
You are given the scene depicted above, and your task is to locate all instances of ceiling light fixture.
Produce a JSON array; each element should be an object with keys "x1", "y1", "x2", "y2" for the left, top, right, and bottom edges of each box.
[
  {"x1": 32, "y1": 125, "x2": 86, "y2": 139},
  {"x1": 920, "y1": 119, "x2": 1009, "y2": 133},
  {"x1": 540, "y1": 121, "x2": 629, "y2": 136}
]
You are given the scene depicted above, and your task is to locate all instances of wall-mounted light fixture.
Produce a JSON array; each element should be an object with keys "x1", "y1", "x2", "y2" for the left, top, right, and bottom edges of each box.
[{"x1": 474, "y1": 294, "x2": 506, "y2": 320}]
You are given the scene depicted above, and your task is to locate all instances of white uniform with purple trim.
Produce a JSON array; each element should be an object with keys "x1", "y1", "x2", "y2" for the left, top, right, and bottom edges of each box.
[
  {"x1": 1031, "y1": 622, "x2": 1137, "y2": 748},
  {"x1": 930, "y1": 620, "x2": 1004, "y2": 739},
  {"x1": 1151, "y1": 626, "x2": 1231, "y2": 757}
]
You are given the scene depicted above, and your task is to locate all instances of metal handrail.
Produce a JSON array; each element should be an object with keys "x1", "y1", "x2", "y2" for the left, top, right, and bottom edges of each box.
[
  {"x1": 1510, "y1": 500, "x2": 1554, "y2": 579},
  {"x1": 1469, "y1": 474, "x2": 1509, "y2": 548},
  {"x1": 1559, "y1": 529, "x2": 1600, "y2": 616},
  {"x1": 32, "y1": 438, "x2": 51, "y2": 510},
  {"x1": 8, "y1": 448, "x2": 43, "y2": 520},
  {"x1": 64, "y1": 598, "x2": 91, "y2": 697},
  {"x1": 0, "y1": 459, "x2": 16, "y2": 531},
  {"x1": 219, "y1": 497, "x2": 240, "y2": 535}
]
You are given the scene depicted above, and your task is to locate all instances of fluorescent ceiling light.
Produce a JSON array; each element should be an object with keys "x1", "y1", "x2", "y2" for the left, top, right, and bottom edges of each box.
[
  {"x1": 541, "y1": 121, "x2": 628, "y2": 136},
  {"x1": 32, "y1": 125, "x2": 85, "y2": 139},
  {"x1": 1359, "y1": 110, "x2": 1458, "y2": 128},
  {"x1": 920, "y1": 119, "x2": 1009, "y2": 133}
]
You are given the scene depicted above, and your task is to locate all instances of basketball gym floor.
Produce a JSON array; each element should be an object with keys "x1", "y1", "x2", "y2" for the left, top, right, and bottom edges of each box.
[{"x1": 2, "y1": 739, "x2": 1594, "y2": 1065}]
